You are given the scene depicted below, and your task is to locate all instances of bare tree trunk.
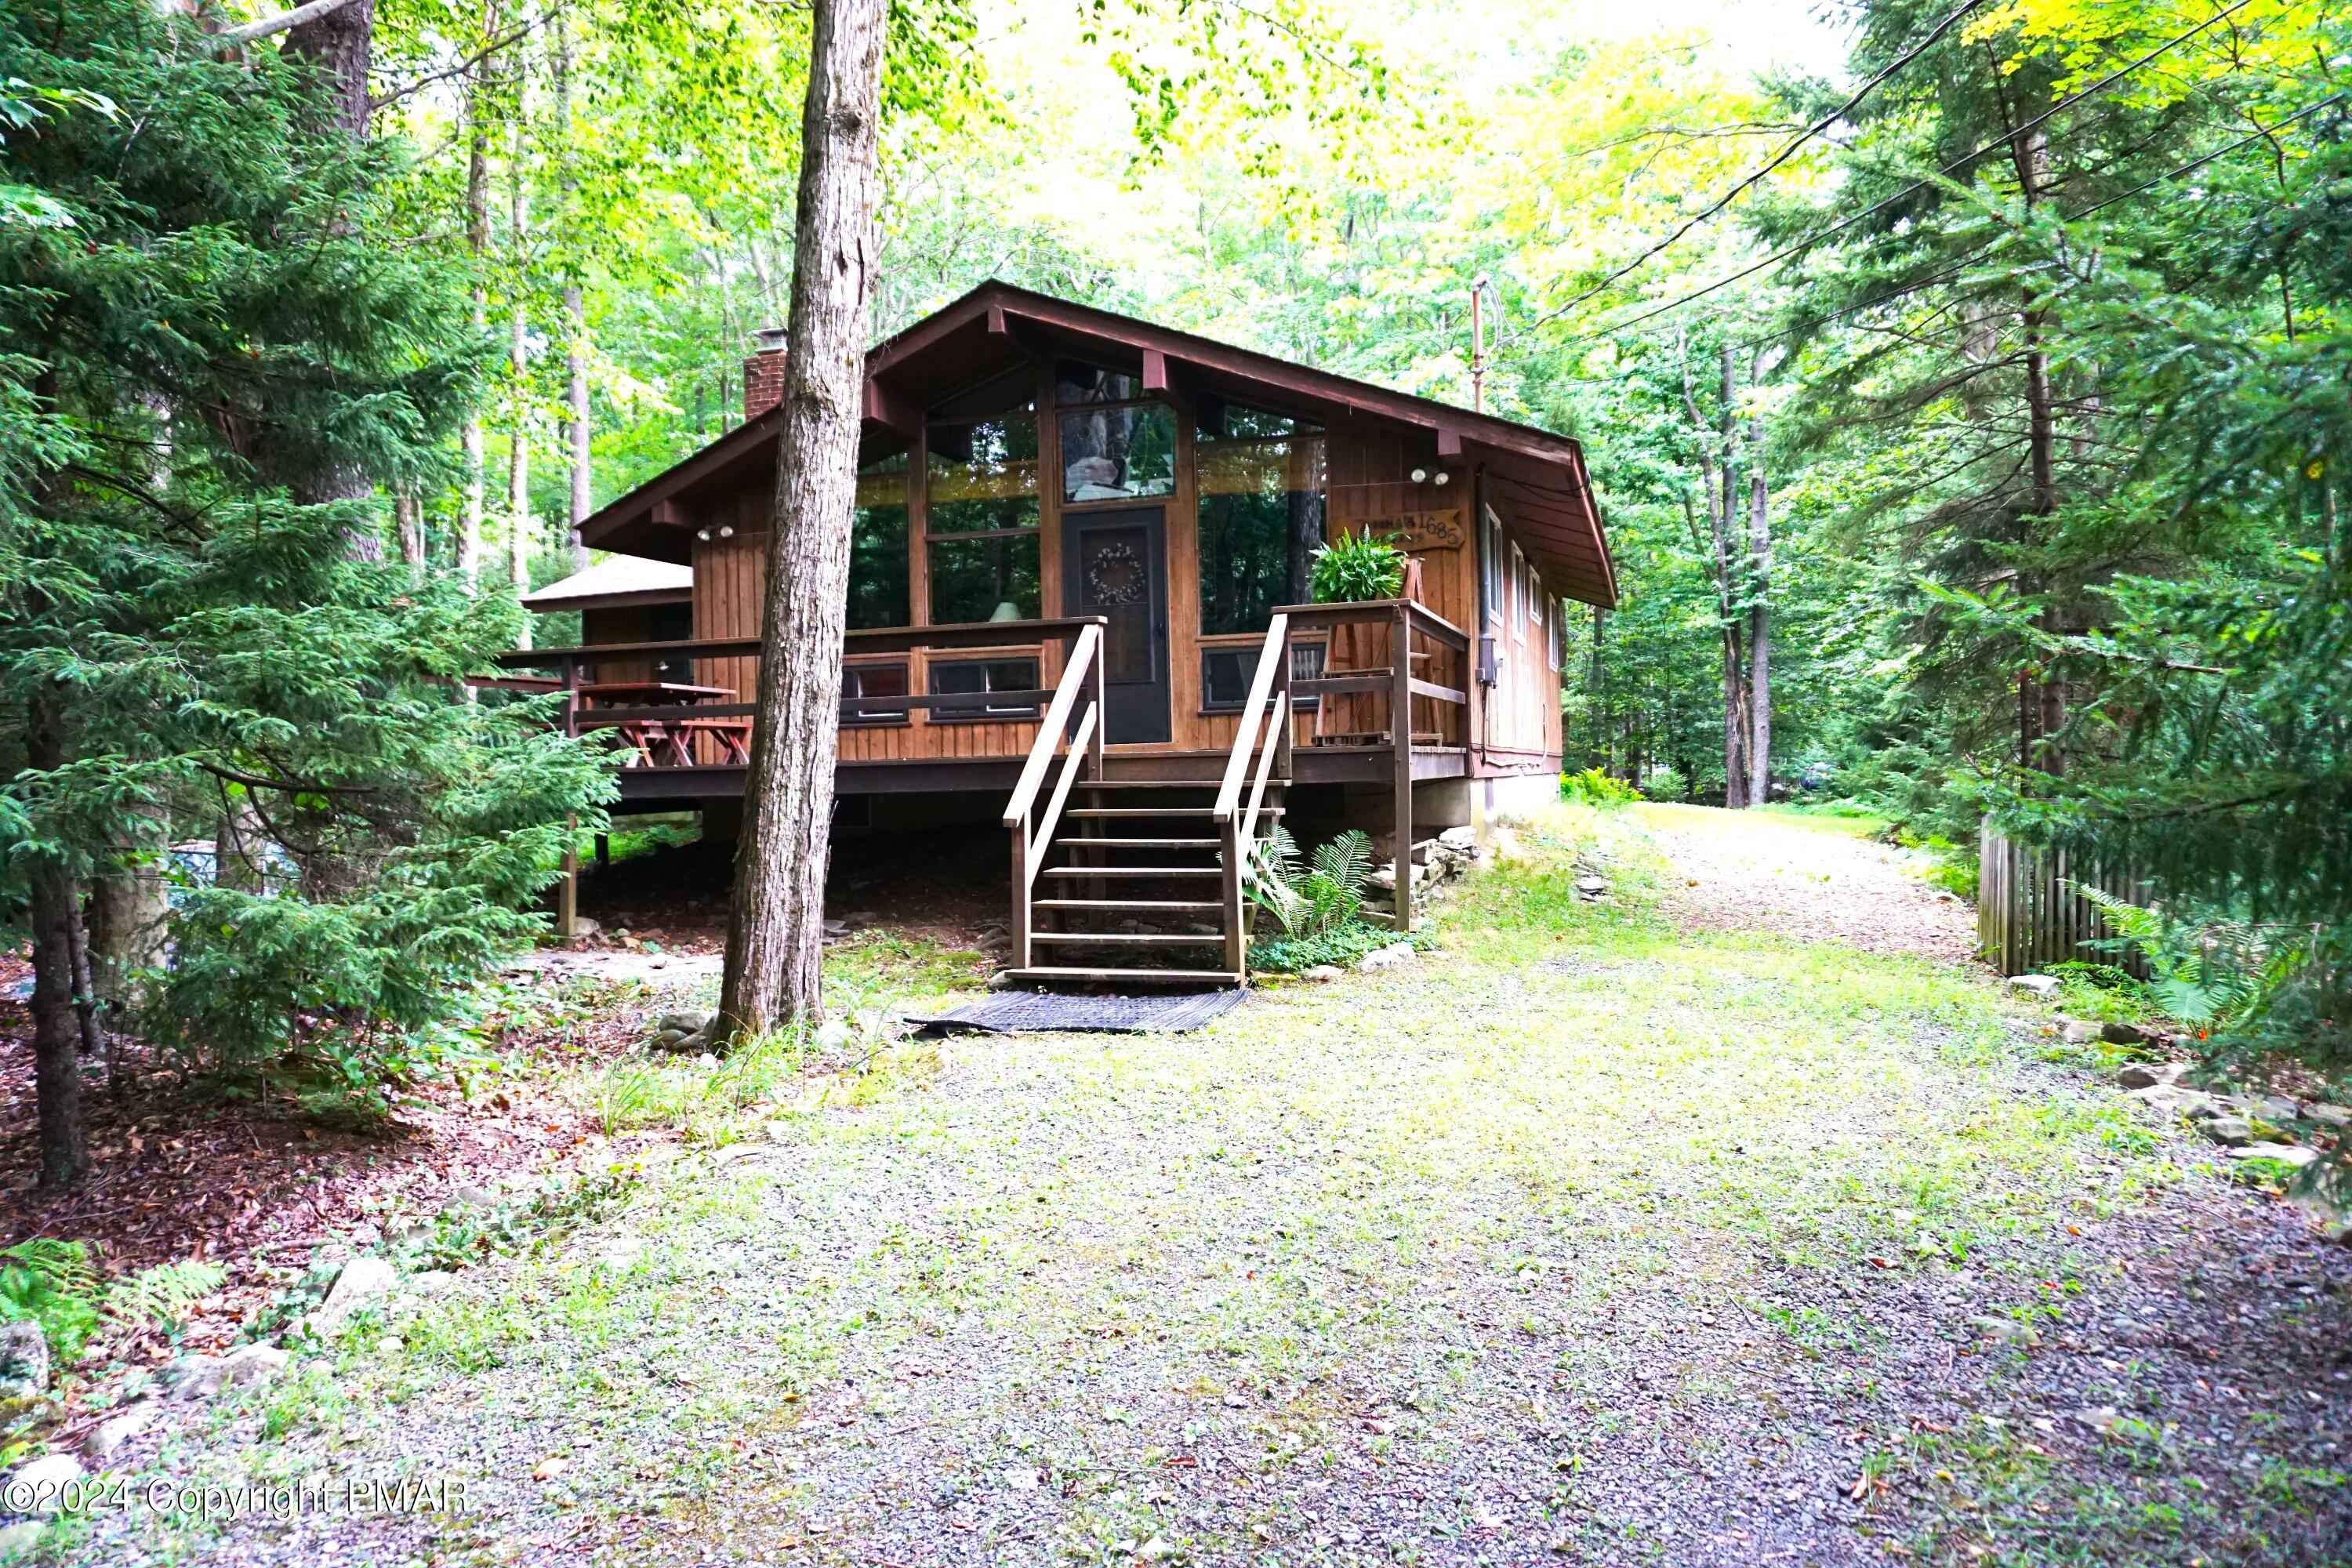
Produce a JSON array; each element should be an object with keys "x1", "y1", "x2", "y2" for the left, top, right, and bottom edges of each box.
[
  {"x1": 718, "y1": 0, "x2": 889, "y2": 1041},
  {"x1": 394, "y1": 491, "x2": 425, "y2": 565},
  {"x1": 283, "y1": 0, "x2": 375, "y2": 141},
  {"x1": 2011, "y1": 122, "x2": 2065, "y2": 777},
  {"x1": 554, "y1": 9, "x2": 592, "y2": 569},
  {"x1": 1682, "y1": 336, "x2": 1748, "y2": 806},
  {"x1": 24, "y1": 695, "x2": 89, "y2": 1187},
  {"x1": 506, "y1": 81, "x2": 533, "y2": 644},
  {"x1": 457, "y1": 9, "x2": 498, "y2": 586},
  {"x1": 1744, "y1": 369, "x2": 1772, "y2": 808}
]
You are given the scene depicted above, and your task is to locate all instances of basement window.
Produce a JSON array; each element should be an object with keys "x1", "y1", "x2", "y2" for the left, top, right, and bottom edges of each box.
[{"x1": 840, "y1": 662, "x2": 910, "y2": 727}]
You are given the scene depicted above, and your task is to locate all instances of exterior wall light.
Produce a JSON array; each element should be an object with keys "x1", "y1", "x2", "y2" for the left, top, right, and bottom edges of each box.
[{"x1": 696, "y1": 528, "x2": 711, "y2": 541}]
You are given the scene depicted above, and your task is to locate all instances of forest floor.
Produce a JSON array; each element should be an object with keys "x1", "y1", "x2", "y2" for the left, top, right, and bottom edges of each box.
[{"x1": 41, "y1": 804, "x2": 2352, "y2": 1567}]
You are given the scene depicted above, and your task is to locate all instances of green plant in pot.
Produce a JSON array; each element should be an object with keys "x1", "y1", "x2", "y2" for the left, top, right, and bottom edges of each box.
[{"x1": 1310, "y1": 532, "x2": 1406, "y2": 602}]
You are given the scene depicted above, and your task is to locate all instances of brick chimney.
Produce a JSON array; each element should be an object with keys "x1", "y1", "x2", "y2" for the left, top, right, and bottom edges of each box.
[{"x1": 742, "y1": 325, "x2": 788, "y2": 421}]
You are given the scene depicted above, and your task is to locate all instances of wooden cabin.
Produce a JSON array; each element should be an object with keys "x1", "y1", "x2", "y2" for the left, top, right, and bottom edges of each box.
[{"x1": 506, "y1": 282, "x2": 1616, "y2": 985}]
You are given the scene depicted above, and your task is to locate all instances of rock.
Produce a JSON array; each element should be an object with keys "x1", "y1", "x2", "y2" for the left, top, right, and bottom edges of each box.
[
  {"x1": 2100, "y1": 1020, "x2": 2154, "y2": 1046},
  {"x1": 2308, "y1": 1103, "x2": 2350, "y2": 1129},
  {"x1": 1135, "y1": 1537, "x2": 1175, "y2": 1562},
  {"x1": 1969, "y1": 1316, "x2": 2040, "y2": 1348},
  {"x1": 822, "y1": 919, "x2": 850, "y2": 940},
  {"x1": 85, "y1": 1401, "x2": 155, "y2": 1461},
  {"x1": 1356, "y1": 942, "x2": 1417, "y2": 974},
  {"x1": 164, "y1": 1343, "x2": 288, "y2": 1401},
  {"x1": 315, "y1": 1256, "x2": 397, "y2": 1334},
  {"x1": 2006, "y1": 974, "x2": 2061, "y2": 999},
  {"x1": 1301, "y1": 965, "x2": 1343, "y2": 983},
  {"x1": 651, "y1": 1029, "x2": 689, "y2": 1051},
  {"x1": 2200, "y1": 1116, "x2": 2253, "y2": 1148},
  {"x1": 2061, "y1": 1020, "x2": 2103, "y2": 1046},
  {"x1": 655, "y1": 1010, "x2": 712, "y2": 1036},
  {"x1": 561, "y1": 916, "x2": 602, "y2": 946},
  {"x1": 0, "y1": 1320, "x2": 49, "y2": 1401},
  {"x1": 5, "y1": 1452, "x2": 82, "y2": 1512},
  {"x1": 2250, "y1": 1094, "x2": 2301, "y2": 1125},
  {"x1": 1439, "y1": 826, "x2": 1479, "y2": 852},
  {"x1": 408, "y1": 1270, "x2": 458, "y2": 1296},
  {"x1": 2230, "y1": 1142, "x2": 2319, "y2": 1169},
  {"x1": 2115, "y1": 1062, "x2": 2165, "y2": 1091},
  {"x1": 439, "y1": 1184, "x2": 495, "y2": 1218},
  {"x1": 2072, "y1": 1406, "x2": 2122, "y2": 1435},
  {"x1": 1573, "y1": 877, "x2": 1609, "y2": 899}
]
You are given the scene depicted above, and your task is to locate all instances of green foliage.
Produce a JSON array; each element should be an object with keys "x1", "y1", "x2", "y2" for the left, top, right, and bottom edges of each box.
[
  {"x1": 1639, "y1": 765, "x2": 1690, "y2": 804},
  {"x1": 1308, "y1": 533, "x2": 1406, "y2": 603},
  {"x1": 1559, "y1": 767, "x2": 1638, "y2": 809},
  {"x1": 1253, "y1": 922, "x2": 1426, "y2": 975},
  {"x1": 0, "y1": 1241, "x2": 100, "y2": 1364},
  {"x1": 1246, "y1": 826, "x2": 1375, "y2": 939}
]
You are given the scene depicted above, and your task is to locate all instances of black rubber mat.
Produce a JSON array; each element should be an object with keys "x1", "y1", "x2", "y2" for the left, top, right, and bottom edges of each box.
[{"x1": 909, "y1": 988, "x2": 1246, "y2": 1036}]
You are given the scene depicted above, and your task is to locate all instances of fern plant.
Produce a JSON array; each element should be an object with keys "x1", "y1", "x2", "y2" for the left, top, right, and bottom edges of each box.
[
  {"x1": 2078, "y1": 886, "x2": 2257, "y2": 1027},
  {"x1": 1244, "y1": 826, "x2": 1375, "y2": 939},
  {"x1": 1309, "y1": 532, "x2": 1406, "y2": 603},
  {"x1": 1, "y1": 1242, "x2": 227, "y2": 1368}
]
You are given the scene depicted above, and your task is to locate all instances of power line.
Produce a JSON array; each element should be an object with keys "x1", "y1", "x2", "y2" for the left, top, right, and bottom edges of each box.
[
  {"x1": 1536, "y1": 0, "x2": 2265, "y2": 350},
  {"x1": 1499, "y1": 0, "x2": 1991, "y2": 347},
  {"x1": 1733, "y1": 91, "x2": 2346, "y2": 354}
]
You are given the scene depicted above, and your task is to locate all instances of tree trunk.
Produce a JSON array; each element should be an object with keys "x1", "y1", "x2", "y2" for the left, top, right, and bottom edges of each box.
[
  {"x1": 717, "y1": 0, "x2": 889, "y2": 1041},
  {"x1": 24, "y1": 695, "x2": 89, "y2": 1188},
  {"x1": 394, "y1": 491, "x2": 425, "y2": 565},
  {"x1": 283, "y1": 0, "x2": 376, "y2": 141},
  {"x1": 86, "y1": 815, "x2": 171, "y2": 1014},
  {"x1": 457, "y1": 11, "x2": 497, "y2": 585},
  {"x1": 2011, "y1": 122, "x2": 2065, "y2": 776},
  {"x1": 506, "y1": 85, "x2": 533, "y2": 642},
  {"x1": 1744, "y1": 376, "x2": 1772, "y2": 808},
  {"x1": 1683, "y1": 338, "x2": 1748, "y2": 806},
  {"x1": 554, "y1": 8, "x2": 592, "y2": 570}
]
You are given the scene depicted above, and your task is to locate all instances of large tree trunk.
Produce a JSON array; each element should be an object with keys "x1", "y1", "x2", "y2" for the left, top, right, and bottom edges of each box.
[
  {"x1": 282, "y1": 0, "x2": 375, "y2": 141},
  {"x1": 1744, "y1": 376, "x2": 1772, "y2": 808},
  {"x1": 554, "y1": 9, "x2": 593, "y2": 569},
  {"x1": 717, "y1": 0, "x2": 889, "y2": 1041},
  {"x1": 24, "y1": 695, "x2": 89, "y2": 1187},
  {"x1": 1684, "y1": 339, "x2": 1748, "y2": 806}
]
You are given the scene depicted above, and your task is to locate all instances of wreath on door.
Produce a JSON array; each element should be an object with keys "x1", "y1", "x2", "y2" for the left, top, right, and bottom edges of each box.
[{"x1": 1086, "y1": 539, "x2": 1146, "y2": 605}]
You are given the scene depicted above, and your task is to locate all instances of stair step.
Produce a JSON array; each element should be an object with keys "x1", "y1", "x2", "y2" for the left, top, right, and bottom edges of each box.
[
  {"x1": 1032, "y1": 899, "x2": 1225, "y2": 912},
  {"x1": 1065, "y1": 806, "x2": 1283, "y2": 819},
  {"x1": 1076, "y1": 779, "x2": 1227, "y2": 790},
  {"x1": 1054, "y1": 836, "x2": 1218, "y2": 849},
  {"x1": 1032, "y1": 931, "x2": 1226, "y2": 946},
  {"x1": 1040, "y1": 866, "x2": 1225, "y2": 879},
  {"x1": 1001, "y1": 966, "x2": 1242, "y2": 985}
]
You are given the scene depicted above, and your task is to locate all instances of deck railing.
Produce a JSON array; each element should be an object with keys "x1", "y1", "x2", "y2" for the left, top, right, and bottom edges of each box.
[
  {"x1": 495, "y1": 618, "x2": 1109, "y2": 770},
  {"x1": 1273, "y1": 597, "x2": 1472, "y2": 933},
  {"x1": 1000, "y1": 624, "x2": 1108, "y2": 971}
]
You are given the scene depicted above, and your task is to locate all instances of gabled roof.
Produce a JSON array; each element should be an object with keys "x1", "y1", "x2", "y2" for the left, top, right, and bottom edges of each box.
[
  {"x1": 579, "y1": 280, "x2": 1616, "y2": 607},
  {"x1": 520, "y1": 553, "x2": 692, "y2": 612}
]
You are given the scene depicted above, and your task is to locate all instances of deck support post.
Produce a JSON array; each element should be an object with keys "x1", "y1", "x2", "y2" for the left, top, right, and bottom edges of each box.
[
  {"x1": 1221, "y1": 813, "x2": 1245, "y2": 978},
  {"x1": 558, "y1": 812, "x2": 579, "y2": 940},
  {"x1": 1010, "y1": 825, "x2": 1030, "y2": 971},
  {"x1": 1392, "y1": 604, "x2": 1414, "y2": 937}
]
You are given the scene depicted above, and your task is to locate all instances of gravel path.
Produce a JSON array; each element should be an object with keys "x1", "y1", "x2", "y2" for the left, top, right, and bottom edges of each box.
[
  {"x1": 69, "y1": 806, "x2": 2350, "y2": 1568},
  {"x1": 1641, "y1": 804, "x2": 1977, "y2": 964}
]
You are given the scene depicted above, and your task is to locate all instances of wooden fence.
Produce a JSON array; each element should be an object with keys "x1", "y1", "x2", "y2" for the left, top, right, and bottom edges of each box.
[{"x1": 1976, "y1": 825, "x2": 2149, "y2": 979}]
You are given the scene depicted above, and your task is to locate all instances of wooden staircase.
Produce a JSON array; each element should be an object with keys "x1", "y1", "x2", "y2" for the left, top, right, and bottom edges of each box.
[{"x1": 1001, "y1": 619, "x2": 1293, "y2": 989}]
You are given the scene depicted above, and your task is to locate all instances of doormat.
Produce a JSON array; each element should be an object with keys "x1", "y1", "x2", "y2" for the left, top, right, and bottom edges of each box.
[{"x1": 910, "y1": 988, "x2": 1246, "y2": 1036}]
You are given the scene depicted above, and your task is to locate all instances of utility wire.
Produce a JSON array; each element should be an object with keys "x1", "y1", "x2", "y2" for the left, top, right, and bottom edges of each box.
[
  {"x1": 1535, "y1": 0, "x2": 2264, "y2": 350},
  {"x1": 1499, "y1": 0, "x2": 1991, "y2": 346},
  {"x1": 1733, "y1": 91, "x2": 2346, "y2": 354}
]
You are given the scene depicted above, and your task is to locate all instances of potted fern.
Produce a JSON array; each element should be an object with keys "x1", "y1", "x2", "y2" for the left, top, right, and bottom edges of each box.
[{"x1": 1309, "y1": 532, "x2": 1407, "y2": 603}]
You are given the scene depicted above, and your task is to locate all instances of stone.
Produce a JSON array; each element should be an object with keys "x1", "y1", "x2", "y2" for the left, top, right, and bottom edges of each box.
[
  {"x1": 655, "y1": 1010, "x2": 712, "y2": 1036},
  {"x1": 1439, "y1": 826, "x2": 1479, "y2": 852},
  {"x1": 651, "y1": 1029, "x2": 689, "y2": 1051},
  {"x1": 164, "y1": 1343, "x2": 288, "y2": 1401},
  {"x1": 2006, "y1": 974, "x2": 2061, "y2": 999},
  {"x1": 2100, "y1": 1020, "x2": 2154, "y2": 1046},
  {"x1": 561, "y1": 916, "x2": 602, "y2": 946},
  {"x1": 85, "y1": 1401, "x2": 155, "y2": 1461},
  {"x1": 2307, "y1": 1103, "x2": 2350, "y2": 1129},
  {"x1": 315, "y1": 1256, "x2": 397, "y2": 1334},
  {"x1": 2061, "y1": 1020, "x2": 2103, "y2": 1046},
  {"x1": 2230, "y1": 1142, "x2": 2319, "y2": 1169},
  {"x1": 0, "y1": 1320, "x2": 49, "y2": 1401},
  {"x1": 439, "y1": 1184, "x2": 495, "y2": 1218},
  {"x1": 408, "y1": 1270, "x2": 458, "y2": 1296},
  {"x1": 1969, "y1": 1316, "x2": 2040, "y2": 1348},
  {"x1": 2115, "y1": 1062, "x2": 2165, "y2": 1091},
  {"x1": 1573, "y1": 877, "x2": 1609, "y2": 899},
  {"x1": 815, "y1": 1019, "x2": 855, "y2": 1052},
  {"x1": 5, "y1": 1452, "x2": 82, "y2": 1512},
  {"x1": 2199, "y1": 1116, "x2": 2253, "y2": 1148},
  {"x1": 1301, "y1": 965, "x2": 1343, "y2": 983},
  {"x1": 822, "y1": 919, "x2": 850, "y2": 940},
  {"x1": 1356, "y1": 942, "x2": 1417, "y2": 974},
  {"x1": 2250, "y1": 1094, "x2": 2302, "y2": 1125}
]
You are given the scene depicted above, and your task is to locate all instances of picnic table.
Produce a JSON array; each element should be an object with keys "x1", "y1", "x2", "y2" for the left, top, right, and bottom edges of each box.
[{"x1": 574, "y1": 681, "x2": 749, "y2": 768}]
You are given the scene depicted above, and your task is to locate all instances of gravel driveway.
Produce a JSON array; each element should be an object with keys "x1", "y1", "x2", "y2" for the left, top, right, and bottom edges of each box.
[{"x1": 69, "y1": 804, "x2": 2351, "y2": 1568}]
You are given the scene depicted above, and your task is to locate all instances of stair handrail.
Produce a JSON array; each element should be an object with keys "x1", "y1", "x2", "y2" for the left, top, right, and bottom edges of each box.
[
  {"x1": 1213, "y1": 612, "x2": 1290, "y2": 823},
  {"x1": 1003, "y1": 622, "x2": 1105, "y2": 973},
  {"x1": 1002, "y1": 622, "x2": 1104, "y2": 829}
]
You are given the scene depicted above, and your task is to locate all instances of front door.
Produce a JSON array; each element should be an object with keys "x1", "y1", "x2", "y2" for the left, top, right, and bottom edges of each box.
[{"x1": 1062, "y1": 507, "x2": 1171, "y2": 745}]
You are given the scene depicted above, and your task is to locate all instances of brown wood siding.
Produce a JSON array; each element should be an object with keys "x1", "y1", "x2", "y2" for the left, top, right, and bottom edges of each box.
[
  {"x1": 580, "y1": 607, "x2": 655, "y2": 684},
  {"x1": 1474, "y1": 488, "x2": 1563, "y2": 772}
]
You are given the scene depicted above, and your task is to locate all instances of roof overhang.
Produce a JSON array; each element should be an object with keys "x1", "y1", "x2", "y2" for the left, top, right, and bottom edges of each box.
[
  {"x1": 520, "y1": 553, "x2": 695, "y2": 612},
  {"x1": 579, "y1": 281, "x2": 1617, "y2": 608}
]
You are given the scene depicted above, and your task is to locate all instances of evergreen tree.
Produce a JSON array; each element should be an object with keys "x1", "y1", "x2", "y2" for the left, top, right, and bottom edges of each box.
[{"x1": 0, "y1": 0, "x2": 610, "y2": 1179}]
